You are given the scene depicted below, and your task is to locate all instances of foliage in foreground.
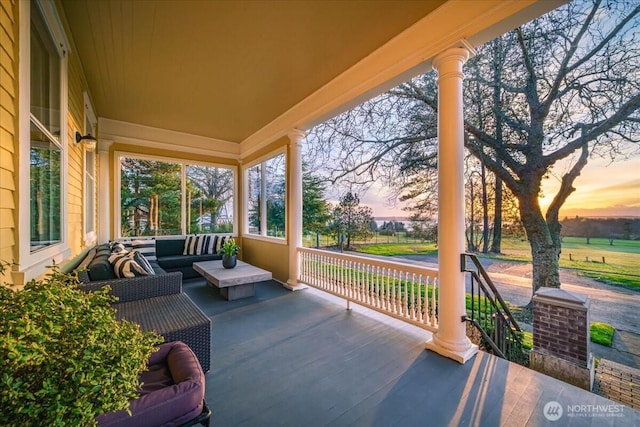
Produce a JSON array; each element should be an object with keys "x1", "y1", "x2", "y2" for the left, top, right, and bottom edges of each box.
[{"x1": 0, "y1": 266, "x2": 163, "y2": 426}]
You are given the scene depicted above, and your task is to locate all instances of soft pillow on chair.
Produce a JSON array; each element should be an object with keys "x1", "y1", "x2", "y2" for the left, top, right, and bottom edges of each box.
[{"x1": 97, "y1": 341, "x2": 205, "y2": 427}]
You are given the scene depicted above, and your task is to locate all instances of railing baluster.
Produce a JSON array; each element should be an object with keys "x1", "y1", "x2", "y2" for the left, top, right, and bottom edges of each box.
[{"x1": 295, "y1": 248, "x2": 438, "y2": 332}]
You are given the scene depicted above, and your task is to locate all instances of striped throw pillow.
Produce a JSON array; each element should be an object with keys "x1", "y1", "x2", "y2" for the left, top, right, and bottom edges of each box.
[
  {"x1": 198, "y1": 234, "x2": 221, "y2": 255},
  {"x1": 132, "y1": 239, "x2": 156, "y2": 261},
  {"x1": 183, "y1": 235, "x2": 203, "y2": 256},
  {"x1": 133, "y1": 251, "x2": 155, "y2": 275},
  {"x1": 108, "y1": 252, "x2": 149, "y2": 278}
]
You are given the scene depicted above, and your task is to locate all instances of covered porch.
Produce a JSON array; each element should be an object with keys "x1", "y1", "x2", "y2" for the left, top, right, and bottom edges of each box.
[
  {"x1": 5, "y1": 1, "x2": 640, "y2": 422},
  {"x1": 53, "y1": 0, "x2": 566, "y2": 364},
  {"x1": 184, "y1": 278, "x2": 639, "y2": 426}
]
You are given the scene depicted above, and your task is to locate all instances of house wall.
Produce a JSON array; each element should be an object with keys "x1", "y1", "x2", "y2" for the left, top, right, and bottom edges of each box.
[
  {"x1": 1, "y1": 0, "x2": 96, "y2": 285},
  {"x1": 0, "y1": 0, "x2": 18, "y2": 284}
]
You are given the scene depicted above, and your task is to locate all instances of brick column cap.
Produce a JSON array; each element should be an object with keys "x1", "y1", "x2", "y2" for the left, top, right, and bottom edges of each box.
[{"x1": 533, "y1": 288, "x2": 589, "y2": 310}]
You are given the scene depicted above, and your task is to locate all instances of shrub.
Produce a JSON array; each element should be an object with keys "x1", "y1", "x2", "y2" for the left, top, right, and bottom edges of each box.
[{"x1": 0, "y1": 265, "x2": 163, "y2": 425}]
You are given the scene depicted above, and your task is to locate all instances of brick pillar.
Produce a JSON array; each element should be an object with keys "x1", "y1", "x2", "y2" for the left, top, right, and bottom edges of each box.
[{"x1": 530, "y1": 288, "x2": 593, "y2": 390}]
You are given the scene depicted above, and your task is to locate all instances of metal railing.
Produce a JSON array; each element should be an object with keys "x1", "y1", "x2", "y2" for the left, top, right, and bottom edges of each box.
[
  {"x1": 461, "y1": 253, "x2": 526, "y2": 363},
  {"x1": 298, "y1": 248, "x2": 439, "y2": 331}
]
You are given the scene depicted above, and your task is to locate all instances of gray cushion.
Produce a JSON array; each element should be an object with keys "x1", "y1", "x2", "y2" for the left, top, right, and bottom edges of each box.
[{"x1": 157, "y1": 254, "x2": 220, "y2": 269}]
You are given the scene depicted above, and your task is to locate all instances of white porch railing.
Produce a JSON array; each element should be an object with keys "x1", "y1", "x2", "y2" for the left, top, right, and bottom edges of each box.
[{"x1": 298, "y1": 248, "x2": 439, "y2": 331}]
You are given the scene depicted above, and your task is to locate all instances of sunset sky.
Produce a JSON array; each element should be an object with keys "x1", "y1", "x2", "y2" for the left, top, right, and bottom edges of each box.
[
  {"x1": 539, "y1": 155, "x2": 640, "y2": 219},
  {"x1": 357, "y1": 155, "x2": 639, "y2": 220}
]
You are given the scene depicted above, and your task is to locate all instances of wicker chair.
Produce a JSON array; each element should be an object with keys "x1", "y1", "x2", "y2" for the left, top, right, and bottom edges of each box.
[
  {"x1": 78, "y1": 274, "x2": 211, "y2": 372},
  {"x1": 97, "y1": 341, "x2": 212, "y2": 426}
]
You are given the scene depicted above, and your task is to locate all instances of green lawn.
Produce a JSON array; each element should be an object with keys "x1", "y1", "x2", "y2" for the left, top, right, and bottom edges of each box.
[
  {"x1": 352, "y1": 242, "x2": 438, "y2": 256},
  {"x1": 590, "y1": 322, "x2": 615, "y2": 347},
  {"x1": 353, "y1": 236, "x2": 640, "y2": 291},
  {"x1": 486, "y1": 237, "x2": 640, "y2": 291}
]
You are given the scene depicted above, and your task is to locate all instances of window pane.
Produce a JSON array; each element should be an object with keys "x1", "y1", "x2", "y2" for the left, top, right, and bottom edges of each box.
[
  {"x1": 30, "y1": 1, "x2": 60, "y2": 138},
  {"x1": 266, "y1": 154, "x2": 286, "y2": 238},
  {"x1": 120, "y1": 158, "x2": 181, "y2": 237},
  {"x1": 30, "y1": 123, "x2": 61, "y2": 251},
  {"x1": 186, "y1": 165, "x2": 234, "y2": 233},
  {"x1": 247, "y1": 164, "x2": 261, "y2": 234}
]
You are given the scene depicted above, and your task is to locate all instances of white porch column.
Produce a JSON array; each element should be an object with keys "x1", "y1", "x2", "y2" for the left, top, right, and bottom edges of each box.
[
  {"x1": 425, "y1": 47, "x2": 478, "y2": 363},
  {"x1": 285, "y1": 129, "x2": 307, "y2": 291}
]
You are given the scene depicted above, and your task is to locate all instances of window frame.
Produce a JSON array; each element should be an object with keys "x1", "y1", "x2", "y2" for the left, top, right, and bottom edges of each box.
[
  {"x1": 114, "y1": 151, "x2": 237, "y2": 238},
  {"x1": 242, "y1": 148, "x2": 288, "y2": 243},
  {"x1": 82, "y1": 92, "x2": 97, "y2": 245},
  {"x1": 18, "y1": 0, "x2": 70, "y2": 281}
]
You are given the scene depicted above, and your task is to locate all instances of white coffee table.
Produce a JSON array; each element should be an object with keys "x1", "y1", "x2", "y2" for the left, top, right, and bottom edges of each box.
[{"x1": 193, "y1": 260, "x2": 272, "y2": 301}]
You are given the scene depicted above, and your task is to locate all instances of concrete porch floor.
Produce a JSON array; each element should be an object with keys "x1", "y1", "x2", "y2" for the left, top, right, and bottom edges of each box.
[{"x1": 182, "y1": 278, "x2": 639, "y2": 426}]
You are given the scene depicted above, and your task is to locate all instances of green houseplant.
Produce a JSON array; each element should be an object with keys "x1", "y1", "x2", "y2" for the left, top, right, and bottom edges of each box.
[
  {"x1": 219, "y1": 237, "x2": 240, "y2": 269},
  {"x1": 0, "y1": 263, "x2": 163, "y2": 426}
]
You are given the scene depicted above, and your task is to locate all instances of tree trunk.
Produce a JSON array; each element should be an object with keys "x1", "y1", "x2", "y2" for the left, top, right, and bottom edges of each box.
[
  {"x1": 519, "y1": 194, "x2": 561, "y2": 298},
  {"x1": 490, "y1": 37, "x2": 504, "y2": 255},
  {"x1": 491, "y1": 174, "x2": 502, "y2": 253},
  {"x1": 481, "y1": 162, "x2": 490, "y2": 253}
]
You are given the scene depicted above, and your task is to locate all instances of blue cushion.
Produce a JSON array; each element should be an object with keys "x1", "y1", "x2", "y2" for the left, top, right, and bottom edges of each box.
[
  {"x1": 155, "y1": 238, "x2": 186, "y2": 258},
  {"x1": 88, "y1": 253, "x2": 117, "y2": 281}
]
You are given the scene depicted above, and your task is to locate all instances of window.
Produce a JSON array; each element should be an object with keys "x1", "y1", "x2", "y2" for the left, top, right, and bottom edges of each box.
[
  {"x1": 246, "y1": 164, "x2": 262, "y2": 234},
  {"x1": 29, "y1": 1, "x2": 63, "y2": 252},
  {"x1": 120, "y1": 158, "x2": 182, "y2": 237},
  {"x1": 30, "y1": 123, "x2": 61, "y2": 251},
  {"x1": 83, "y1": 93, "x2": 97, "y2": 244},
  {"x1": 186, "y1": 165, "x2": 234, "y2": 234},
  {"x1": 245, "y1": 152, "x2": 286, "y2": 239},
  {"x1": 117, "y1": 154, "x2": 235, "y2": 237}
]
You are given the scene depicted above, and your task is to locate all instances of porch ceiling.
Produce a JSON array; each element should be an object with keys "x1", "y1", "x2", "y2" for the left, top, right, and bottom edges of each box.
[
  {"x1": 61, "y1": 0, "x2": 563, "y2": 155},
  {"x1": 61, "y1": 0, "x2": 444, "y2": 144}
]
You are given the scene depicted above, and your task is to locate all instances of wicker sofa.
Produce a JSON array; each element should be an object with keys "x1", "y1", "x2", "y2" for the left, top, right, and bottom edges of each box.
[
  {"x1": 76, "y1": 238, "x2": 216, "y2": 372},
  {"x1": 78, "y1": 271, "x2": 211, "y2": 372},
  {"x1": 77, "y1": 235, "x2": 231, "y2": 283}
]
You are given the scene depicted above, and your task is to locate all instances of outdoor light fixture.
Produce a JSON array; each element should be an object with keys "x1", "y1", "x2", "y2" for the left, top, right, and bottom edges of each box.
[{"x1": 75, "y1": 131, "x2": 97, "y2": 152}]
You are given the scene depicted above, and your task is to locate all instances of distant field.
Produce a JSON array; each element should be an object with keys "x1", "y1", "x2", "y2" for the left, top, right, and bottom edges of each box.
[
  {"x1": 491, "y1": 237, "x2": 640, "y2": 291},
  {"x1": 351, "y1": 236, "x2": 640, "y2": 291}
]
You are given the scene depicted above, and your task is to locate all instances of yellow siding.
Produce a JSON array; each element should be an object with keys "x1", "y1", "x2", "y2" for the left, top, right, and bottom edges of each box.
[
  {"x1": 0, "y1": 0, "x2": 17, "y2": 284},
  {"x1": 241, "y1": 238, "x2": 289, "y2": 283},
  {"x1": 67, "y1": 116, "x2": 84, "y2": 255},
  {"x1": 60, "y1": 0, "x2": 96, "y2": 264},
  {"x1": 0, "y1": 0, "x2": 98, "y2": 281}
]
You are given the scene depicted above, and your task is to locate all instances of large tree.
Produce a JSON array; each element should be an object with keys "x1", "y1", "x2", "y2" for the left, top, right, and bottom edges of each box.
[
  {"x1": 329, "y1": 192, "x2": 374, "y2": 249},
  {"x1": 306, "y1": 0, "x2": 640, "y2": 296},
  {"x1": 303, "y1": 168, "x2": 331, "y2": 234}
]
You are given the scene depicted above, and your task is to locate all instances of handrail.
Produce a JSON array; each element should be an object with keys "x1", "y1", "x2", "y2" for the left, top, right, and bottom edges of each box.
[
  {"x1": 461, "y1": 253, "x2": 525, "y2": 362},
  {"x1": 461, "y1": 254, "x2": 521, "y2": 332}
]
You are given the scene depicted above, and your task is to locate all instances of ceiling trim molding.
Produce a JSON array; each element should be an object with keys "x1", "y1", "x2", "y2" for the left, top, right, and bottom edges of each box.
[
  {"x1": 239, "y1": 0, "x2": 563, "y2": 159},
  {"x1": 99, "y1": 118, "x2": 240, "y2": 159}
]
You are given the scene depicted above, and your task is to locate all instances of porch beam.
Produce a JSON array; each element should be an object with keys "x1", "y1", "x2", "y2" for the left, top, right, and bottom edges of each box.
[
  {"x1": 285, "y1": 129, "x2": 307, "y2": 291},
  {"x1": 425, "y1": 46, "x2": 478, "y2": 364}
]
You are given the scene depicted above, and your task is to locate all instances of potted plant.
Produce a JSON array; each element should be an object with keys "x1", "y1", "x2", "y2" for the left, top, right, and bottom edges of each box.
[
  {"x1": 219, "y1": 237, "x2": 240, "y2": 269},
  {"x1": 0, "y1": 262, "x2": 162, "y2": 426}
]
